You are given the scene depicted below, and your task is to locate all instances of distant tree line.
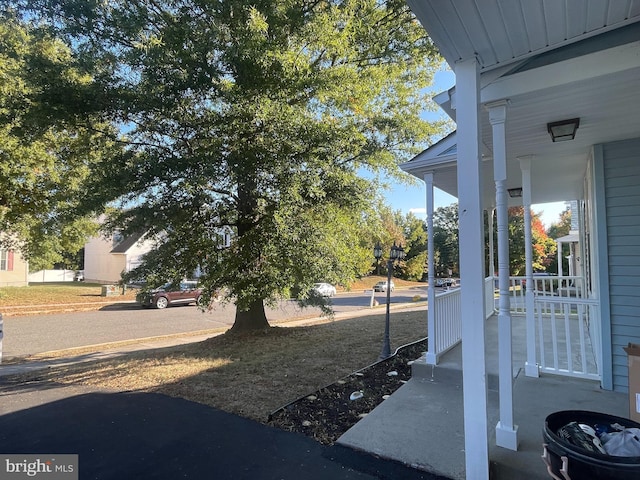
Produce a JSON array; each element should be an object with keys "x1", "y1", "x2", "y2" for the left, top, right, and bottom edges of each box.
[{"x1": 378, "y1": 202, "x2": 568, "y2": 282}]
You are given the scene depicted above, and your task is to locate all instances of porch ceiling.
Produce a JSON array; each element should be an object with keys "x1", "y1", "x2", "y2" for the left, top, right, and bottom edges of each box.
[
  {"x1": 406, "y1": 0, "x2": 640, "y2": 73},
  {"x1": 403, "y1": 63, "x2": 640, "y2": 206},
  {"x1": 401, "y1": 3, "x2": 640, "y2": 207}
]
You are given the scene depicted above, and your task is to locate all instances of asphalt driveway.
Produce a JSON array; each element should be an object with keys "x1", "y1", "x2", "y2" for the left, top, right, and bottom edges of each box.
[{"x1": 0, "y1": 381, "x2": 443, "y2": 480}]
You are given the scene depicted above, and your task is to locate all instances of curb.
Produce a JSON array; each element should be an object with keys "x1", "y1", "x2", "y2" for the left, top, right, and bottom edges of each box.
[{"x1": 0, "y1": 300, "x2": 138, "y2": 317}]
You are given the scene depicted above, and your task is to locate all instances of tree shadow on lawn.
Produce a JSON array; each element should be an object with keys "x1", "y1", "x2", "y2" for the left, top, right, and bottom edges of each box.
[{"x1": 1, "y1": 310, "x2": 428, "y2": 441}]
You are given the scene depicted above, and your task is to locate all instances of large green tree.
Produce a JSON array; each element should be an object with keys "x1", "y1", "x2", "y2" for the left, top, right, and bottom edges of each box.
[
  {"x1": 431, "y1": 203, "x2": 459, "y2": 277},
  {"x1": 17, "y1": 0, "x2": 443, "y2": 330},
  {"x1": 0, "y1": 12, "x2": 116, "y2": 270},
  {"x1": 366, "y1": 205, "x2": 426, "y2": 281},
  {"x1": 396, "y1": 210, "x2": 427, "y2": 281}
]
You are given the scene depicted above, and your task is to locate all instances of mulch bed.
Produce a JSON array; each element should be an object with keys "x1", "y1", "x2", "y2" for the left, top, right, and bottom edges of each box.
[{"x1": 268, "y1": 338, "x2": 427, "y2": 445}]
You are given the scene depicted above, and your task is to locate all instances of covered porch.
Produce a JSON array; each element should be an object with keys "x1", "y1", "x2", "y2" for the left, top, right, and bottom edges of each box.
[
  {"x1": 337, "y1": 310, "x2": 627, "y2": 479},
  {"x1": 379, "y1": 1, "x2": 640, "y2": 477}
]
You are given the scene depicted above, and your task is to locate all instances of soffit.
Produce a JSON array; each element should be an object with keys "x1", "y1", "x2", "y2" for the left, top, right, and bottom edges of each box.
[
  {"x1": 401, "y1": 63, "x2": 640, "y2": 206},
  {"x1": 407, "y1": 0, "x2": 640, "y2": 72}
]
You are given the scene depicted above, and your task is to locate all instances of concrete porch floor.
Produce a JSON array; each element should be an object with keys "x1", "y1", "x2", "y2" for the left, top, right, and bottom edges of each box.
[{"x1": 337, "y1": 314, "x2": 628, "y2": 479}]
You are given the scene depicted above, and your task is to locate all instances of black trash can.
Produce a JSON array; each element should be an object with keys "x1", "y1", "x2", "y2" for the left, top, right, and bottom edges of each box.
[{"x1": 543, "y1": 410, "x2": 640, "y2": 480}]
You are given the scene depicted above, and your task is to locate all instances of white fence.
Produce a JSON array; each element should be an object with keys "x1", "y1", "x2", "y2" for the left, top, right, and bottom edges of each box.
[{"x1": 28, "y1": 270, "x2": 77, "y2": 283}]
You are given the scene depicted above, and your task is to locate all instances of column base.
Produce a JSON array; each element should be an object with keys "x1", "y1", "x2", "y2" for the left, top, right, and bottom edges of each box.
[
  {"x1": 425, "y1": 351, "x2": 437, "y2": 365},
  {"x1": 495, "y1": 421, "x2": 519, "y2": 451},
  {"x1": 524, "y1": 362, "x2": 539, "y2": 378}
]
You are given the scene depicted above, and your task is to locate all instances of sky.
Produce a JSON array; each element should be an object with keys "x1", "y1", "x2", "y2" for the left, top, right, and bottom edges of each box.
[{"x1": 380, "y1": 66, "x2": 568, "y2": 230}]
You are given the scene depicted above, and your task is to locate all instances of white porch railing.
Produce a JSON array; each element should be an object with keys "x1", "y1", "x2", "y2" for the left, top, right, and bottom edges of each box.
[
  {"x1": 485, "y1": 276, "x2": 497, "y2": 318},
  {"x1": 426, "y1": 276, "x2": 601, "y2": 381},
  {"x1": 533, "y1": 295, "x2": 600, "y2": 380},
  {"x1": 506, "y1": 275, "x2": 585, "y2": 314},
  {"x1": 427, "y1": 279, "x2": 496, "y2": 363},
  {"x1": 428, "y1": 288, "x2": 461, "y2": 361}
]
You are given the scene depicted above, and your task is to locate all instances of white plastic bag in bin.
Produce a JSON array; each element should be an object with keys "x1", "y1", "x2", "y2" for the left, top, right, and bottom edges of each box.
[{"x1": 601, "y1": 428, "x2": 640, "y2": 457}]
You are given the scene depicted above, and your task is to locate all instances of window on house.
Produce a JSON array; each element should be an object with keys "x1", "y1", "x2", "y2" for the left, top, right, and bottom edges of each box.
[
  {"x1": 0, "y1": 249, "x2": 14, "y2": 271},
  {"x1": 113, "y1": 232, "x2": 124, "y2": 247}
]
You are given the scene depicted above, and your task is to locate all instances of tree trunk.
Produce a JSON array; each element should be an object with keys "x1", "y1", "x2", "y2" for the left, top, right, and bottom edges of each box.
[
  {"x1": 230, "y1": 166, "x2": 270, "y2": 333},
  {"x1": 230, "y1": 299, "x2": 270, "y2": 333}
]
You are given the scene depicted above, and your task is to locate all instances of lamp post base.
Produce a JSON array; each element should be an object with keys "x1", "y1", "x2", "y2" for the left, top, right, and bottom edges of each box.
[{"x1": 378, "y1": 347, "x2": 391, "y2": 361}]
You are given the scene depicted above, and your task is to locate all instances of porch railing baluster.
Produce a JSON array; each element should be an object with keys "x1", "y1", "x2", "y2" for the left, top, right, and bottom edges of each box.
[
  {"x1": 564, "y1": 303, "x2": 573, "y2": 373},
  {"x1": 578, "y1": 304, "x2": 588, "y2": 375},
  {"x1": 551, "y1": 304, "x2": 559, "y2": 371},
  {"x1": 531, "y1": 289, "x2": 600, "y2": 380}
]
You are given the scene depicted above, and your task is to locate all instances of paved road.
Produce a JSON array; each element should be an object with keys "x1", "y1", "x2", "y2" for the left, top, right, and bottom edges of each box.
[{"x1": 2, "y1": 288, "x2": 428, "y2": 359}]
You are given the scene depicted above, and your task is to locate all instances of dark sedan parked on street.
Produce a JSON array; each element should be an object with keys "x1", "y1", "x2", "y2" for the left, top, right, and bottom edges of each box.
[{"x1": 136, "y1": 281, "x2": 202, "y2": 309}]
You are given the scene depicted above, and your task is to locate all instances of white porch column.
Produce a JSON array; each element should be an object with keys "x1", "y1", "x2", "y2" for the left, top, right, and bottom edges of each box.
[
  {"x1": 455, "y1": 57, "x2": 489, "y2": 479},
  {"x1": 568, "y1": 252, "x2": 575, "y2": 276},
  {"x1": 520, "y1": 156, "x2": 539, "y2": 378},
  {"x1": 488, "y1": 100, "x2": 518, "y2": 450},
  {"x1": 557, "y1": 240, "x2": 563, "y2": 277},
  {"x1": 424, "y1": 172, "x2": 437, "y2": 365}
]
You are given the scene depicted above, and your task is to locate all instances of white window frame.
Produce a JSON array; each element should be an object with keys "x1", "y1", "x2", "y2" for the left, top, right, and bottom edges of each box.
[{"x1": 0, "y1": 249, "x2": 7, "y2": 271}]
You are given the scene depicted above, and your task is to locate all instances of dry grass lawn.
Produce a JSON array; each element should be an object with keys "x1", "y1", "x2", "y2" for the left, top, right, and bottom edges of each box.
[
  {"x1": 0, "y1": 283, "x2": 138, "y2": 316},
  {"x1": 0, "y1": 282, "x2": 136, "y2": 305},
  {"x1": 13, "y1": 309, "x2": 427, "y2": 423}
]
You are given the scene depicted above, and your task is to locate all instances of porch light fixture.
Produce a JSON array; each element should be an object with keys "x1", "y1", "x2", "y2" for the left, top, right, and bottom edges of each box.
[
  {"x1": 507, "y1": 187, "x2": 523, "y2": 198},
  {"x1": 547, "y1": 118, "x2": 580, "y2": 142}
]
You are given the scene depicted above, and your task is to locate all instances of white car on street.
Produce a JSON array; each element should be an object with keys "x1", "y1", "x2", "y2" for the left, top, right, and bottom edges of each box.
[
  {"x1": 373, "y1": 281, "x2": 395, "y2": 292},
  {"x1": 312, "y1": 283, "x2": 337, "y2": 297}
]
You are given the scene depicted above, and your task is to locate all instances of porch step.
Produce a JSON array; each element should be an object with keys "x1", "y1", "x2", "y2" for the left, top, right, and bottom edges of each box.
[
  {"x1": 338, "y1": 373, "x2": 501, "y2": 479},
  {"x1": 338, "y1": 351, "x2": 502, "y2": 480},
  {"x1": 338, "y1": 377, "x2": 468, "y2": 479},
  {"x1": 411, "y1": 353, "x2": 500, "y2": 391}
]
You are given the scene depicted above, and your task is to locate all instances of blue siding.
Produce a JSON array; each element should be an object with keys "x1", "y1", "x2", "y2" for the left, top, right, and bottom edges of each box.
[{"x1": 602, "y1": 138, "x2": 640, "y2": 392}]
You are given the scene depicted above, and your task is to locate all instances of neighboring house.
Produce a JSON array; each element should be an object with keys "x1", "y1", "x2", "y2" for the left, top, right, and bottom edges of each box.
[
  {"x1": 0, "y1": 247, "x2": 28, "y2": 287},
  {"x1": 83, "y1": 232, "x2": 155, "y2": 284},
  {"x1": 84, "y1": 226, "x2": 233, "y2": 284},
  {"x1": 397, "y1": 2, "x2": 640, "y2": 478}
]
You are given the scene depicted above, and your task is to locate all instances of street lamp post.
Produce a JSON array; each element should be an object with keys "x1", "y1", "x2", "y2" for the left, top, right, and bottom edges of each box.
[{"x1": 373, "y1": 241, "x2": 406, "y2": 360}]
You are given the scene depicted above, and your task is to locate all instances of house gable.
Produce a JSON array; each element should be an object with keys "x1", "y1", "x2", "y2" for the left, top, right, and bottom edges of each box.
[
  {"x1": 84, "y1": 232, "x2": 154, "y2": 284},
  {"x1": 110, "y1": 232, "x2": 146, "y2": 254}
]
